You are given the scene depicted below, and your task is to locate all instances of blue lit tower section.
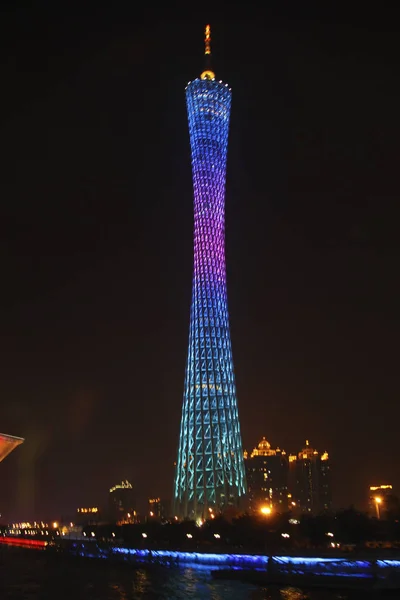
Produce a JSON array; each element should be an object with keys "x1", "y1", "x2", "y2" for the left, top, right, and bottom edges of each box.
[{"x1": 174, "y1": 26, "x2": 246, "y2": 519}]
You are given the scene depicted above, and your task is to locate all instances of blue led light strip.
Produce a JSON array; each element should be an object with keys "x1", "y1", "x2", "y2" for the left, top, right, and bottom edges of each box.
[{"x1": 110, "y1": 547, "x2": 385, "y2": 578}]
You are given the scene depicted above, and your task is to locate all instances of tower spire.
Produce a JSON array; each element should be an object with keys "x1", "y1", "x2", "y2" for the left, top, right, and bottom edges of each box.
[
  {"x1": 200, "y1": 24, "x2": 215, "y2": 81},
  {"x1": 204, "y1": 24, "x2": 211, "y2": 56}
]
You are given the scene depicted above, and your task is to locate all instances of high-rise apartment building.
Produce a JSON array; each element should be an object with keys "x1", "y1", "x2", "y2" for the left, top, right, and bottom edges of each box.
[
  {"x1": 108, "y1": 480, "x2": 136, "y2": 523},
  {"x1": 244, "y1": 437, "x2": 289, "y2": 513},
  {"x1": 289, "y1": 440, "x2": 331, "y2": 514},
  {"x1": 173, "y1": 26, "x2": 246, "y2": 519}
]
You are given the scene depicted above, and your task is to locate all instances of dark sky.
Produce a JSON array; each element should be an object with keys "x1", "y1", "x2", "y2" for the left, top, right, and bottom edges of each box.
[{"x1": 0, "y1": 4, "x2": 399, "y2": 519}]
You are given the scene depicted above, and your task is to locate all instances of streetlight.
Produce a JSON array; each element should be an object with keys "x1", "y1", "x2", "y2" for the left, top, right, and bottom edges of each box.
[
  {"x1": 260, "y1": 506, "x2": 272, "y2": 516},
  {"x1": 375, "y1": 497, "x2": 382, "y2": 520}
]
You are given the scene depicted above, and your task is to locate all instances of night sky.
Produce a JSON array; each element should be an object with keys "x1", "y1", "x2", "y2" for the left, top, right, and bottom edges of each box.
[{"x1": 0, "y1": 4, "x2": 399, "y2": 519}]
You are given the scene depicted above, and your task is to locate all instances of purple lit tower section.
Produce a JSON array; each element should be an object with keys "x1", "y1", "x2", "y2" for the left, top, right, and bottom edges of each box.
[{"x1": 174, "y1": 26, "x2": 246, "y2": 519}]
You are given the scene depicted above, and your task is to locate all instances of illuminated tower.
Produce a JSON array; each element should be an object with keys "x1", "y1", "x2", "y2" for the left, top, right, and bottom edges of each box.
[{"x1": 174, "y1": 26, "x2": 246, "y2": 519}]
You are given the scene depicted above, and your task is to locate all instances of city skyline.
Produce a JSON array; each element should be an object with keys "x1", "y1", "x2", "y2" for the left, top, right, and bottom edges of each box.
[{"x1": 0, "y1": 9, "x2": 399, "y2": 519}]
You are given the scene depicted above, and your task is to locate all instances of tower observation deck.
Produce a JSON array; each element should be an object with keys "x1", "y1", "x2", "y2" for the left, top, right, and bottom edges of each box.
[{"x1": 173, "y1": 26, "x2": 246, "y2": 519}]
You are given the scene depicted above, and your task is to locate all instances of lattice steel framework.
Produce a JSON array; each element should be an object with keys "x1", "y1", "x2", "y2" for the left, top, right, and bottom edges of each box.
[{"x1": 174, "y1": 27, "x2": 246, "y2": 519}]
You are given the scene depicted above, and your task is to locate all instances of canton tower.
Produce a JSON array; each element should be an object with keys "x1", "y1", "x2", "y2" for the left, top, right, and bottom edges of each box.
[{"x1": 174, "y1": 25, "x2": 246, "y2": 519}]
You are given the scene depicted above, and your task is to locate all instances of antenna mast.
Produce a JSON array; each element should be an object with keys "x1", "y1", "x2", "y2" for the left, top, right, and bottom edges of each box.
[
  {"x1": 205, "y1": 24, "x2": 211, "y2": 55},
  {"x1": 200, "y1": 24, "x2": 215, "y2": 80}
]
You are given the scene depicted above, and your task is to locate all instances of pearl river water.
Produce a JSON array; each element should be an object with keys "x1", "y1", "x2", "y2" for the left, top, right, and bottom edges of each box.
[{"x1": 0, "y1": 547, "x2": 368, "y2": 600}]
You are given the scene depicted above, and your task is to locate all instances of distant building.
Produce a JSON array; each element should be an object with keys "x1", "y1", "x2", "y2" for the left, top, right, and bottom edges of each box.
[
  {"x1": 108, "y1": 480, "x2": 136, "y2": 523},
  {"x1": 60, "y1": 524, "x2": 86, "y2": 540},
  {"x1": 148, "y1": 497, "x2": 170, "y2": 521},
  {"x1": 75, "y1": 507, "x2": 100, "y2": 526},
  {"x1": 244, "y1": 437, "x2": 289, "y2": 513},
  {"x1": 369, "y1": 484, "x2": 393, "y2": 519},
  {"x1": 289, "y1": 440, "x2": 331, "y2": 514}
]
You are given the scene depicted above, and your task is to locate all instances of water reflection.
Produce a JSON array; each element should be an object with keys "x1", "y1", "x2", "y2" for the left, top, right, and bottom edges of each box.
[
  {"x1": 109, "y1": 583, "x2": 129, "y2": 600},
  {"x1": 280, "y1": 588, "x2": 308, "y2": 600},
  {"x1": 0, "y1": 548, "x2": 366, "y2": 600},
  {"x1": 133, "y1": 570, "x2": 149, "y2": 596}
]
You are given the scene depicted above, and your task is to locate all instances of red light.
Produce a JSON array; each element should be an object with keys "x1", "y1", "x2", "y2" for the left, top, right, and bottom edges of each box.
[{"x1": 0, "y1": 536, "x2": 47, "y2": 548}]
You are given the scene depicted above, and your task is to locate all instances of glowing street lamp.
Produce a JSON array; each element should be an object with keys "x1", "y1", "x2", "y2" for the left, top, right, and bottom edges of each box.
[
  {"x1": 260, "y1": 506, "x2": 272, "y2": 516},
  {"x1": 374, "y1": 496, "x2": 382, "y2": 520}
]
